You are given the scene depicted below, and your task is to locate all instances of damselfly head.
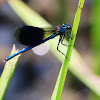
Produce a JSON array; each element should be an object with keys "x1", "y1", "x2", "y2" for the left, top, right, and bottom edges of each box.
[{"x1": 63, "y1": 24, "x2": 71, "y2": 30}]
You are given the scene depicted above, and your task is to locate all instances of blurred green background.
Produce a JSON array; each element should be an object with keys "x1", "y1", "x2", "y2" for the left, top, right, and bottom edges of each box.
[{"x1": 0, "y1": 0, "x2": 100, "y2": 100}]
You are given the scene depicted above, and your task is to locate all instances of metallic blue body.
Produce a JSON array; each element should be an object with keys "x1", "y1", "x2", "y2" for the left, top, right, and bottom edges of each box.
[
  {"x1": 59, "y1": 27, "x2": 65, "y2": 33},
  {"x1": 5, "y1": 33, "x2": 56, "y2": 61}
]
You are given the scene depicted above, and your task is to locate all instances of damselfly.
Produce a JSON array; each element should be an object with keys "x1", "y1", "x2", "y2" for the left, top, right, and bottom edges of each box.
[{"x1": 5, "y1": 24, "x2": 72, "y2": 61}]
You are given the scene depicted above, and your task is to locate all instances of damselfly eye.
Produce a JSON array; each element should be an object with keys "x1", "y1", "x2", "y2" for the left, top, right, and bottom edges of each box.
[
  {"x1": 63, "y1": 24, "x2": 66, "y2": 27},
  {"x1": 63, "y1": 24, "x2": 71, "y2": 30},
  {"x1": 67, "y1": 25, "x2": 71, "y2": 30}
]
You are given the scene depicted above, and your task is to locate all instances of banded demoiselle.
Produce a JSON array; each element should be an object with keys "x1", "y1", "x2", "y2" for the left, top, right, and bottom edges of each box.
[{"x1": 4, "y1": 24, "x2": 72, "y2": 61}]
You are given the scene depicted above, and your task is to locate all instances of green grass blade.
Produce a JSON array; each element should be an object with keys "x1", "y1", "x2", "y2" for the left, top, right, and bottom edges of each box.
[
  {"x1": 7, "y1": 0, "x2": 100, "y2": 97},
  {"x1": 0, "y1": 45, "x2": 21, "y2": 100},
  {"x1": 51, "y1": 0, "x2": 85, "y2": 100}
]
